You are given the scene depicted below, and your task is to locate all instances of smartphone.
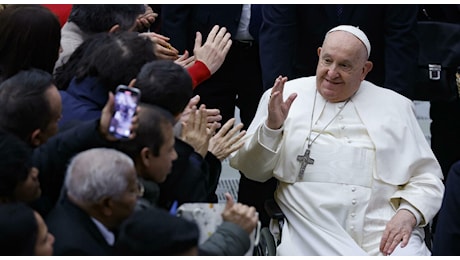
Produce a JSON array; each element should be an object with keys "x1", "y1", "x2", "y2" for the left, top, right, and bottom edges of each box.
[{"x1": 109, "y1": 85, "x2": 141, "y2": 139}]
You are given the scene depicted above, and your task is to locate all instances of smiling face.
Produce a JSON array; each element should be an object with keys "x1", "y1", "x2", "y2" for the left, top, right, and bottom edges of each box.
[{"x1": 315, "y1": 30, "x2": 373, "y2": 103}]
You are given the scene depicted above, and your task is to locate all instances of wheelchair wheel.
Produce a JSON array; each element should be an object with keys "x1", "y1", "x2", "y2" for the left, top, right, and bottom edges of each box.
[{"x1": 253, "y1": 227, "x2": 276, "y2": 256}]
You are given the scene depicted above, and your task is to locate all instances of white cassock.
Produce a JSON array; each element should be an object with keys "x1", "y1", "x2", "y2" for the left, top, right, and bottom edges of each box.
[{"x1": 230, "y1": 76, "x2": 444, "y2": 256}]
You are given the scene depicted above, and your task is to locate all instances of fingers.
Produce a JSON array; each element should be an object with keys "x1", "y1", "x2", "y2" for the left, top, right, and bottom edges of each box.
[
  {"x1": 379, "y1": 210, "x2": 417, "y2": 255},
  {"x1": 128, "y1": 79, "x2": 136, "y2": 88},
  {"x1": 207, "y1": 121, "x2": 219, "y2": 137},
  {"x1": 216, "y1": 118, "x2": 236, "y2": 137},
  {"x1": 144, "y1": 32, "x2": 169, "y2": 41},
  {"x1": 205, "y1": 108, "x2": 222, "y2": 125},
  {"x1": 213, "y1": 26, "x2": 227, "y2": 44},
  {"x1": 221, "y1": 36, "x2": 232, "y2": 56},
  {"x1": 140, "y1": 32, "x2": 169, "y2": 43},
  {"x1": 194, "y1": 31, "x2": 203, "y2": 51},
  {"x1": 175, "y1": 51, "x2": 189, "y2": 62},
  {"x1": 285, "y1": 93, "x2": 298, "y2": 109},
  {"x1": 272, "y1": 76, "x2": 288, "y2": 93},
  {"x1": 217, "y1": 30, "x2": 231, "y2": 50},
  {"x1": 198, "y1": 104, "x2": 207, "y2": 133},
  {"x1": 206, "y1": 25, "x2": 220, "y2": 43},
  {"x1": 99, "y1": 92, "x2": 117, "y2": 141},
  {"x1": 224, "y1": 192, "x2": 234, "y2": 209},
  {"x1": 188, "y1": 95, "x2": 200, "y2": 108},
  {"x1": 227, "y1": 131, "x2": 246, "y2": 154},
  {"x1": 128, "y1": 106, "x2": 141, "y2": 140},
  {"x1": 174, "y1": 51, "x2": 195, "y2": 69},
  {"x1": 153, "y1": 37, "x2": 179, "y2": 59},
  {"x1": 187, "y1": 105, "x2": 197, "y2": 128}
]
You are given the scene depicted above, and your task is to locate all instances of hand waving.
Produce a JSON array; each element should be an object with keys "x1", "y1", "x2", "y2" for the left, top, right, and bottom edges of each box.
[{"x1": 266, "y1": 76, "x2": 297, "y2": 130}]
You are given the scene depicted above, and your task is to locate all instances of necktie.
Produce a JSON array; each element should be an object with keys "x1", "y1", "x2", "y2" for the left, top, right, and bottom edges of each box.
[{"x1": 249, "y1": 4, "x2": 262, "y2": 42}]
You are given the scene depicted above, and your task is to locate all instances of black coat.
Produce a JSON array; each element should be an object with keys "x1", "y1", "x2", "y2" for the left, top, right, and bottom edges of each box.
[
  {"x1": 31, "y1": 120, "x2": 114, "y2": 218},
  {"x1": 158, "y1": 137, "x2": 221, "y2": 210},
  {"x1": 432, "y1": 161, "x2": 460, "y2": 256},
  {"x1": 46, "y1": 195, "x2": 113, "y2": 256}
]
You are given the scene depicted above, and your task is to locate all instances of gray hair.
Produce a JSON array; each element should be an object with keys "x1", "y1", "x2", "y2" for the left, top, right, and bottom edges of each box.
[{"x1": 65, "y1": 148, "x2": 135, "y2": 203}]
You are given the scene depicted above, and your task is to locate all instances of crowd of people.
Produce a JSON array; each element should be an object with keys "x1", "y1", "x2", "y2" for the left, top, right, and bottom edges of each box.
[{"x1": 0, "y1": 4, "x2": 458, "y2": 256}]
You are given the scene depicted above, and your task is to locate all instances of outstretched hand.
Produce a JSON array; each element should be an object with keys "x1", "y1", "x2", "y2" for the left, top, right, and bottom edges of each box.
[
  {"x1": 180, "y1": 95, "x2": 222, "y2": 128},
  {"x1": 266, "y1": 76, "x2": 297, "y2": 130},
  {"x1": 174, "y1": 50, "x2": 195, "y2": 69},
  {"x1": 141, "y1": 32, "x2": 179, "y2": 60},
  {"x1": 194, "y1": 25, "x2": 232, "y2": 75},
  {"x1": 208, "y1": 118, "x2": 246, "y2": 161},
  {"x1": 135, "y1": 5, "x2": 157, "y2": 31},
  {"x1": 180, "y1": 104, "x2": 216, "y2": 158}
]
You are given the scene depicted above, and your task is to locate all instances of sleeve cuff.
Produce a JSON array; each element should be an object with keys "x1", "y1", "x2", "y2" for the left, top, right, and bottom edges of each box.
[
  {"x1": 187, "y1": 60, "x2": 211, "y2": 89},
  {"x1": 258, "y1": 121, "x2": 284, "y2": 151},
  {"x1": 398, "y1": 200, "x2": 422, "y2": 226}
]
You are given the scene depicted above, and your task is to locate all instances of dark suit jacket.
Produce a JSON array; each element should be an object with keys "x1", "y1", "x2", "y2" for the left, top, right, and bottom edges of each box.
[
  {"x1": 159, "y1": 4, "x2": 264, "y2": 128},
  {"x1": 31, "y1": 119, "x2": 114, "y2": 218},
  {"x1": 160, "y1": 4, "x2": 244, "y2": 53},
  {"x1": 46, "y1": 196, "x2": 113, "y2": 255},
  {"x1": 259, "y1": 4, "x2": 419, "y2": 99},
  {"x1": 158, "y1": 137, "x2": 221, "y2": 209},
  {"x1": 432, "y1": 161, "x2": 460, "y2": 256}
]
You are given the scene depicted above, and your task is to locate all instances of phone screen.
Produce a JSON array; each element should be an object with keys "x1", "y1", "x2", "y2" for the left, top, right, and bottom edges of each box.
[{"x1": 109, "y1": 85, "x2": 140, "y2": 139}]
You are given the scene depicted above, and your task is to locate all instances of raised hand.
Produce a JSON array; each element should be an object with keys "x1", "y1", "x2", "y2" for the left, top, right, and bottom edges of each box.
[
  {"x1": 208, "y1": 118, "x2": 246, "y2": 161},
  {"x1": 194, "y1": 25, "x2": 232, "y2": 75},
  {"x1": 180, "y1": 104, "x2": 213, "y2": 158},
  {"x1": 180, "y1": 95, "x2": 222, "y2": 128},
  {"x1": 266, "y1": 76, "x2": 297, "y2": 130}
]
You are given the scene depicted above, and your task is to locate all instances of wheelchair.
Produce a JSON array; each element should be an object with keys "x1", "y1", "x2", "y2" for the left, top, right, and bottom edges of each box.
[
  {"x1": 253, "y1": 199, "x2": 285, "y2": 256},
  {"x1": 251, "y1": 199, "x2": 434, "y2": 256}
]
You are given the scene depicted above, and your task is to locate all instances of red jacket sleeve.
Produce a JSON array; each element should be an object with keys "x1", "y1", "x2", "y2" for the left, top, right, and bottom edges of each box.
[{"x1": 187, "y1": 60, "x2": 211, "y2": 89}]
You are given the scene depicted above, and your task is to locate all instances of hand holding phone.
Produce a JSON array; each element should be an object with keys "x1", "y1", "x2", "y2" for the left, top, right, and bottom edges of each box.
[{"x1": 109, "y1": 85, "x2": 141, "y2": 139}]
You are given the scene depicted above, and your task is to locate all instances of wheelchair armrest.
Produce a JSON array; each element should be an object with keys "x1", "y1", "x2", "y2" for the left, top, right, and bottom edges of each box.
[{"x1": 264, "y1": 199, "x2": 285, "y2": 221}]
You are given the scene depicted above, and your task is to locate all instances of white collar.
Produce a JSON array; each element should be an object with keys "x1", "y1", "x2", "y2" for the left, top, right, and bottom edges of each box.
[{"x1": 91, "y1": 217, "x2": 115, "y2": 246}]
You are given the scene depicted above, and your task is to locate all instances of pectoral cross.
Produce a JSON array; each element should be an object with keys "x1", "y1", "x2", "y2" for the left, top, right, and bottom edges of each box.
[{"x1": 297, "y1": 148, "x2": 314, "y2": 180}]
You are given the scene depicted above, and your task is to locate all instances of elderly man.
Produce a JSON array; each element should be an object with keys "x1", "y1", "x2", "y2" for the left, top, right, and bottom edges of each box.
[
  {"x1": 46, "y1": 148, "x2": 141, "y2": 255},
  {"x1": 230, "y1": 25, "x2": 444, "y2": 255}
]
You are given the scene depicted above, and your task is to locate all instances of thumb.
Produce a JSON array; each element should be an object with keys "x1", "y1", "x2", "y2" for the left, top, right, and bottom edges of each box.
[
  {"x1": 103, "y1": 92, "x2": 115, "y2": 116},
  {"x1": 224, "y1": 192, "x2": 234, "y2": 210},
  {"x1": 128, "y1": 79, "x2": 137, "y2": 88},
  {"x1": 99, "y1": 92, "x2": 116, "y2": 141}
]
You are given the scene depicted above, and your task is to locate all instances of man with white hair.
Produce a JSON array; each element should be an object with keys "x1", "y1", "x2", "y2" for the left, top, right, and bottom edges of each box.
[
  {"x1": 230, "y1": 25, "x2": 444, "y2": 255},
  {"x1": 46, "y1": 148, "x2": 142, "y2": 255}
]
